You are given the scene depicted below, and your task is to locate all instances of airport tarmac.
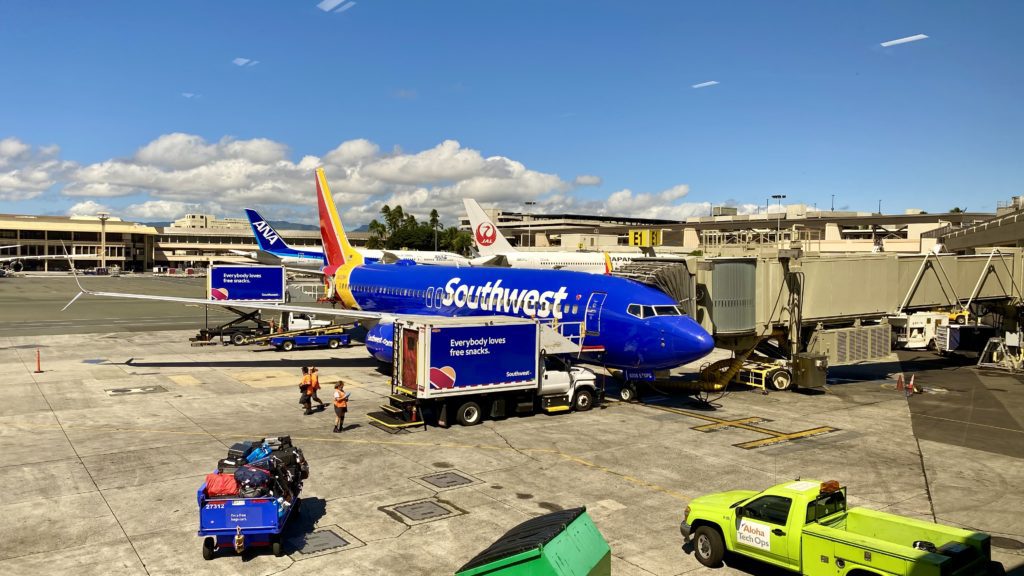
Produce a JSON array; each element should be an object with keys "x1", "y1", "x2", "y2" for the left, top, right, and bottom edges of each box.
[{"x1": 0, "y1": 277, "x2": 1022, "y2": 575}]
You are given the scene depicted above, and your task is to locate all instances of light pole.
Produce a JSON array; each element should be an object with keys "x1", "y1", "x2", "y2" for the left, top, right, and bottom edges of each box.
[
  {"x1": 97, "y1": 211, "x2": 109, "y2": 269},
  {"x1": 831, "y1": 194, "x2": 835, "y2": 212},
  {"x1": 523, "y1": 201, "x2": 536, "y2": 248},
  {"x1": 878, "y1": 199, "x2": 882, "y2": 215},
  {"x1": 771, "y1": 194, "x2": 786, "y2": 243}
]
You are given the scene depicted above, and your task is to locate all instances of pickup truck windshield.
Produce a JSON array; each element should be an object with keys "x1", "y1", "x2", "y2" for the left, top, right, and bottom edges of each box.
[{"x1": 805, "y1": 490, "x2": 846, "y2": 523}]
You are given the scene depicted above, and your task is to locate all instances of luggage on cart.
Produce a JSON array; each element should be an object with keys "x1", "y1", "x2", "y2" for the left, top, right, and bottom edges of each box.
[
  {"x1": 204, "y1": 473, "x2": 238, "y2": 497},
  {"x1": 227, "y1": 441, "x2": 255, "y2": 460},
  {"x1": 217, "y1": 458, "x2": 244, "y2": 475}
]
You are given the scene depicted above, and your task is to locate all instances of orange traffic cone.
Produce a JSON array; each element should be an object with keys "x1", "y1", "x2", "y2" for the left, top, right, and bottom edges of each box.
[
  {"x1": 896, "y1": 374, "x2": 905, "y2": 391},
  {"x1": 908, "y1": 374, "x2": 917, "y2": 394}
]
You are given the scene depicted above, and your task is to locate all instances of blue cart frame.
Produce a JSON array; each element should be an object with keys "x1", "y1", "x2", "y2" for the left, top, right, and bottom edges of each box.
[{"x1": 197, "y1": 477, "x2": 298, "y2": 560}]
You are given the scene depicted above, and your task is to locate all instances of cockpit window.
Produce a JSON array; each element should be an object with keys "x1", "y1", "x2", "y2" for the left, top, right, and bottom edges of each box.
[{"x1": 628, "y1": 304, "x2": 684, "y2": 319}]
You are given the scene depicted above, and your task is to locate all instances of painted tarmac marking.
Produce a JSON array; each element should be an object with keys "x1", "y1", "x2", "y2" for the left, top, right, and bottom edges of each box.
[{"x1": 644, "y1": 404, "x2": 838, "y2": 450}]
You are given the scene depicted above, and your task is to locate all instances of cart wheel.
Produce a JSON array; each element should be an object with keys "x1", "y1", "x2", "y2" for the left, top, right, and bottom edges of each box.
[
  {"x1": 328, "y1": 338, "x2": 340, "y2": 349},
  {"x1": 231, "y1": 333, "x2": 246, "y2": 346},
  {"x1": 282, "y1": 340, "x2": 295, "y2": 352},
  {"x1": 271, "y1": 536, "x2": 284, "y2": 557},
  {"x1": 202, "y1": 537, "x2": 215, "y2": 561}
]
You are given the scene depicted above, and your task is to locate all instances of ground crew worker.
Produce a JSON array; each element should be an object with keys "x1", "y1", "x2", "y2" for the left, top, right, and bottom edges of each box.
[
  {"x1": 333, "y1": 381, "x2": 350, "y2": 433},
  {"x1": 309, "y1": 367, "x2": 326, "y2": 410},
  {"x1": 299, "y1": 367, "x2": 313, "y2": 415}
]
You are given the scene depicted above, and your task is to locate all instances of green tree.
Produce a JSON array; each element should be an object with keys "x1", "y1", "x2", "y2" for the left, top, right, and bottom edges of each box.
[{"x1": 949, "y1": 207, "x2": 964, "y2": 213}]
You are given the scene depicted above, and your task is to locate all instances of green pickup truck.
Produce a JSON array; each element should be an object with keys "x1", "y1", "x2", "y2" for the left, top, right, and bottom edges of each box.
[{"x1": 680, "y1": 480, "x2": 999, "y2": 576}]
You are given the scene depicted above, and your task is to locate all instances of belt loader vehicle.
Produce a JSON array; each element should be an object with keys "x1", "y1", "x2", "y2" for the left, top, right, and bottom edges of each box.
[
  {"x1": 368, "y1": 317, "x2": 601, "y2": 429},
  {"x1": 681, "y1": 479, "x2": 998, "y2": 576}
]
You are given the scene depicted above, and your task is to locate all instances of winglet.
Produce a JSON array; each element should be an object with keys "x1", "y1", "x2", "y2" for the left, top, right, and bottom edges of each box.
[
  {"x1": 604, "y1": 252, "x2": 613, "y2": 274},
  {"x1": 61, "y1": 291, "x2": 84, "y2": 312},
  {"x1": 463, "y1": 198, "x2": 517, "y2": 256}
]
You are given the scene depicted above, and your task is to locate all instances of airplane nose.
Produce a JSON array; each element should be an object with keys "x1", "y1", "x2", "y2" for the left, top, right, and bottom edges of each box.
[{"x1": 673, "y1": 317, "x2": 715, "y2": 363}]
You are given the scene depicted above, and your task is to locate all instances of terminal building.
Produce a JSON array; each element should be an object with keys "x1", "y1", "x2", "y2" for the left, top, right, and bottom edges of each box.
[
  {"x1": 458, "y1": 204, "x2": 994, "y2": 255},
  {"x1": 0, "y1": 202, "x2": 1002, "y2": 272}
]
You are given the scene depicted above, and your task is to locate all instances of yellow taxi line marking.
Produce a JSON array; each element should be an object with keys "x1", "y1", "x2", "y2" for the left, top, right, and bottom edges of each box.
[
  {"x1": 643, "y1": 403, "x2": 838, "y2": 449},
  {"x1": 733, "y1": 427, "x2": 837, "y2": 450}
]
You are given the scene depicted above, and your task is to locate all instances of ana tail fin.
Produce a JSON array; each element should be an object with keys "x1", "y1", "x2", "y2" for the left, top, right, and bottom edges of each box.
[
  {"x1": 316, "y1": 168, "x2": 363, "y2": 270},
  {"x1": 463, "y1": 198, "x2": 516, "y2": 256},
  {"x1": 244, "y1": 209, "x2": 291, "y2": 253}
]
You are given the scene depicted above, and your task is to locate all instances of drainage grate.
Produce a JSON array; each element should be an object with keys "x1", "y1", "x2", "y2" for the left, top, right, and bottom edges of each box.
[
  {"x1": 291, "y1": 530, "x2": 349, "y2": 555},
  {"x1": 421, "y1": 471, "x2": 473, "y2": 489},
  {"x1": 991, "y1": 536, "x2": 1024, "y2": 550},
  {"x1": 395, "y1": 500, "x2": 451, "y2": 522},
  {"x1": 105, "y1": 386, "x2": 167, "y2": 396}
]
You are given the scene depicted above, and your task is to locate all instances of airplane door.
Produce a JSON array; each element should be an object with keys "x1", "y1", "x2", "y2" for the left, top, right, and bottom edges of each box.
[{"x1": 584, "y1": 292, "x2": 607, "y2": 336}]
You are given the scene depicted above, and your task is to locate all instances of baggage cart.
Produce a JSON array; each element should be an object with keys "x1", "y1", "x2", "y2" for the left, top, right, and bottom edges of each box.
[{"x1": 196, "y1": 477, "x2": 300, "y2": 559}]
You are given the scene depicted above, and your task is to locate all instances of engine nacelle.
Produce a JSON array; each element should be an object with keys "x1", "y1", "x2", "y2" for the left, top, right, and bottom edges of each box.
[{"x1": 365, "y1": 320, "x2": 394, "y2": 362}]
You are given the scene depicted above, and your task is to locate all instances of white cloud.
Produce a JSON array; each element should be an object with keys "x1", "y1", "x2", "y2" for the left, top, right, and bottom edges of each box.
[
  {"x1": 692, "y1": 80, "x2": 719, "y2": 89},
  {"x1": 232, "y1": 58, "x2": 259, "y2": 67},
  {"x1": 181, "y1": 92, "x2": 198, "y2": 99},
  {"x1": 880, "y1": 34, "x2": 928, "y2": 48},
  {"x1": 0, "y1": 138, "x2": 77, "y2": 201},
  {"x1": 67, "y1": 200, "x2": 111, "y2": 217},
  {"x1": 573, "y1": 174, "x2": 601, "y2": 186},
  {"x1": 122, "y1": 200, "x2": 191, "y2": 220},
  {"x1": 393, "y1": 89, "x2": 417, "y2": 100}
]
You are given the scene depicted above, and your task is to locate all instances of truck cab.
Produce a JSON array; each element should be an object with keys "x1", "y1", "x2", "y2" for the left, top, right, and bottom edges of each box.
[
  {"x1": 540, "y1": 355, "x2": 600, "y2": 412},
  {"x1": 681, "y1": 480, "x2": 995, "y2": 576},
  {"x1": 286, "y1": 313, "x2": 331, "y2": 331}
]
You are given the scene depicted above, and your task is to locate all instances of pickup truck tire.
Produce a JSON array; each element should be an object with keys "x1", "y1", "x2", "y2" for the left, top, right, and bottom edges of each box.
[
  {"x1": 202, "y1": 537, "x2": 215, "y2": 561},
  {"x1": 328, "y1": 338, "x2": 341, "y2": 349},
  {"x1": 573, "y1": 389, "x2": 594, "y2": 412},
  {"x1": 769, "y1": 369, "x2": 792, "y2": 391},
  {"x1": 281, "y1": 340, "x2": 295, "y2": 352},
  {"x1": 231, "y1": 333, "x2": 246, "y2": 346},
  {"x1": 694, "y1": 526, "x2": 725, "y2": 567},
  {"x1": 456, "y1": 401, "x2": 483, "y2": 426}
]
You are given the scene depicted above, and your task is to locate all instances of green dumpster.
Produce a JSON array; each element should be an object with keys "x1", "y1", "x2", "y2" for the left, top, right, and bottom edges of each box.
[{"x1": 456, "y1": 507, "x2": 611, "y2": 576}]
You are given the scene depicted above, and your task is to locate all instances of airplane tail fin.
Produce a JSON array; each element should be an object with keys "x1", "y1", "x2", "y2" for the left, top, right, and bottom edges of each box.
[
  {"x1": 316, "y1": 168, "x2": 364, "y2": 271},
  {"x1": 244, "y1": 209, "x2": 295, "y2": 254},
  {"x1": 463, "y1": 198, "x2": 516, "y2": 256}
]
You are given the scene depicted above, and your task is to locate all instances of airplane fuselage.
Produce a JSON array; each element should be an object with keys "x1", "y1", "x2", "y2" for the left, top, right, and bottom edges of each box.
[{"x1": 332, "y1": 262, "x2": 713, "y2": 370}]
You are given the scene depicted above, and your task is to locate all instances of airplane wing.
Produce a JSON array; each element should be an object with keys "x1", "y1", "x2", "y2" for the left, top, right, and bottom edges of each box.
[
  {"x1": 469, "y1": 254, "x2": 511, "y2": 267},
  {"x1": 62, "y1": 273, "x2": 381, "y2": 324}
]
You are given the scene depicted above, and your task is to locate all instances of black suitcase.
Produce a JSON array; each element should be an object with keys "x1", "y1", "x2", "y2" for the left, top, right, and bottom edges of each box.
[
  {"x1": 262, "y1": 435, "x2": 292, "y2": 451},
  {"x1": 227, "y1": 441, "x2": 255, "y2": 460},
  {"x1": 217, "y1": 457, "x2": 243, "y2": 475}
]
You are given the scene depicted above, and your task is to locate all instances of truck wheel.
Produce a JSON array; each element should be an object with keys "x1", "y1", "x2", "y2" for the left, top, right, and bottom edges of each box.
[
  {"x1": 328, "y1": 338, "x2": 340, "y2": 349},
  {"x1": 573, "y1": 389, "x2": 594, "y2": 412},
  {"x1": 619, "y1": 384, "x2": 636, "y2": 402},
  {"x1": 282, "y1": 340, "x2": 295, "y2": 352},
  {"x1": 693, "y1": 526, "x2": 725, "y2": 567},
  {"x1": 456, "y1": 401, "x2": 482, "y2": 426},
  {"x1": 769, "y1": 369, "x2": 792, "y2": 391},
  {"x1": 231, "y1": 333, "x2": 246, "y2": 346},
  {"x1": 954, "y1": 315, "x2": 966, "y2": 325},
  {"x1": 202, "y1": 537, "x2": 215, "y2": 561}
]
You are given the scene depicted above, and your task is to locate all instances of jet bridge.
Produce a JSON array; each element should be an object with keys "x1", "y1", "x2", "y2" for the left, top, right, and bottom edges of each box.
[{"x1": 613, "y1": 249, "x2": 1024, "y2": 368}]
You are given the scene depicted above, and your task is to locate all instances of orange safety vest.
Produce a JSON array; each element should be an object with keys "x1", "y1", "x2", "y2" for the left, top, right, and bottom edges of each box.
[
  {"x1": 300, "y1": 374, "x2": 311, "y2": 392},
  {"x1": 334, "y1": 390, "x2": 349, "y2": 409},
  {"x1": 309, "y1": 373, "x2": 320, "y2": 392}
]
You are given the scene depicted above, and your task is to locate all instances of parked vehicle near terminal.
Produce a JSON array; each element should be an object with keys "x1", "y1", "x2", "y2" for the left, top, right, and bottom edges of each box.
[
  {"x1": 681, "y1": 479, "x2": 997, "y2": 576},
  {"x1": 270, "y1": 331, "x2": 350, "y2": 351},
  {"x1": 889, "y1": 312, "x2": 949, "y2": 350},
  {"x1": 368, "y1": 316, "x2": 601, "y2": 429}
]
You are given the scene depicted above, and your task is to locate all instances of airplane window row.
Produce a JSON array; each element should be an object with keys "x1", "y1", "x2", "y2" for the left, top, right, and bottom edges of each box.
[
  {"x1": 342, "y1": 283, "x2": 583, "y2": 315},
  {"x1": 626, "y1": 304, "x2": 683, "y2": 319}
]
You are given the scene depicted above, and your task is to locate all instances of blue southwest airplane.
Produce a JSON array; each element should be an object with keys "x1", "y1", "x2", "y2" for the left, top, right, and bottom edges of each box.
[{"x1": 64, "y1": 168, "x2": 714, "y2": 374}]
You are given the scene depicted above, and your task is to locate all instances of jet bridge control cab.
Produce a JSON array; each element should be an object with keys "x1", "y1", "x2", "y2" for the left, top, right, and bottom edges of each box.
[{"x1": 367, "y1": 317, "x2": 601, "y2": 429}]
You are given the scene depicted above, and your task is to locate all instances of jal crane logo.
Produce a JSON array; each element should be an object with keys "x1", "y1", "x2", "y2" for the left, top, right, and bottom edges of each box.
[
  {"x1": 475, "y1": 222, "x2": 497, "y2": 246},
  {"x1": 253, "y1": 220, "x2": 280, "y2": 246}
]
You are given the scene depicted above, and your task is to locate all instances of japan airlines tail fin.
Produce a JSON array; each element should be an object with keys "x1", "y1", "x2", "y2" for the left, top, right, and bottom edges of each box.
[
  {"x1": 316, "y1": 168, "x2": 363, "y2": 271},
  {"x1": 463, "y1": 198, "x2": 517, "y2": 256}
]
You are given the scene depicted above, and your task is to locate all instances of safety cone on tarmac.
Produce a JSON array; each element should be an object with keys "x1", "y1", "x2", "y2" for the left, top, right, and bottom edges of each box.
[
  {"x1": 908, "y1": 374, "x2": 917, "y2": 394},
  {"x1": 896, "y1": 374, "x2": 905, "y2": 391}
]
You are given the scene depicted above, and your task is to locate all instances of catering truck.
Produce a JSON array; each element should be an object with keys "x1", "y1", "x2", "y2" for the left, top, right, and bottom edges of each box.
[
  {"x1": 680, "y1": 480, "x2": 998, "y2": 576},
  {"x1": 368, "y1": 317, "x2": 600, "y2": 429}
]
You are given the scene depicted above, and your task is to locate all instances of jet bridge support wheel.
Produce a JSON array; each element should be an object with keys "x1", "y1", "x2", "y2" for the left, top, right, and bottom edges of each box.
[{"x1": 619, "y1": 383, "x2": 638, "y2": 402}]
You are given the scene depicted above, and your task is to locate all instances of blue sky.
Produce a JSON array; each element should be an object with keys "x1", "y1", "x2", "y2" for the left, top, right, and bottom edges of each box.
[{"x1": 0, "y1": 1, "x2": 1021, "y2": 224}]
